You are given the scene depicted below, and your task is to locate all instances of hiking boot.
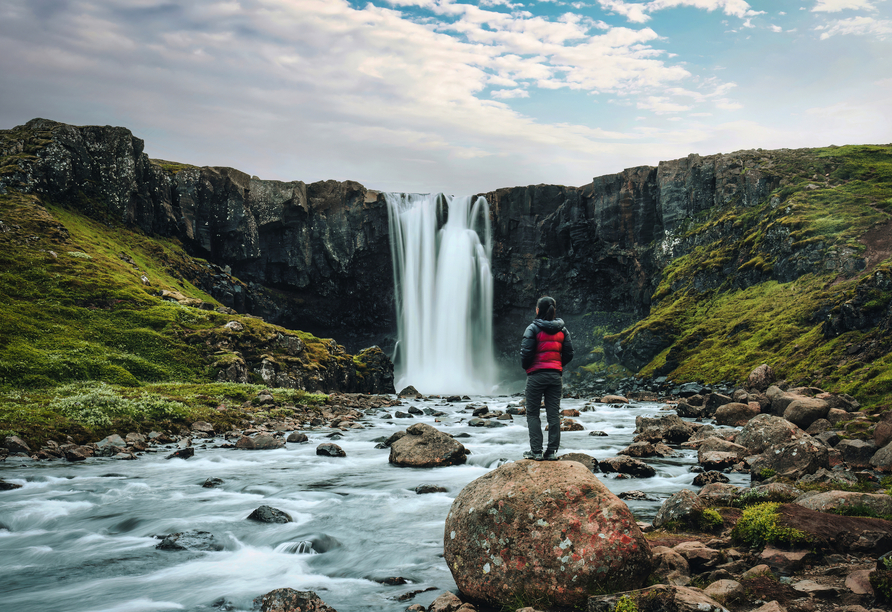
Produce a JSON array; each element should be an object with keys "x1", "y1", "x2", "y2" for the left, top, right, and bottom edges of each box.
[
  {"x1": 523, "y1": 450, "x2": 543, "y2": 461},
  {"x1": 543, "y1": 449, "x2": 559, "y2": 461}
]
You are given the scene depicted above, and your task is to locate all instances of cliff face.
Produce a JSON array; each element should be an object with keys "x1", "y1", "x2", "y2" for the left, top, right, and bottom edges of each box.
[
  {"x1": 3, "y1": 119, "x2": 885, "y2": 392},
  {"x1": 1, "y1": 119, "x2": 396, "y2": 352}
]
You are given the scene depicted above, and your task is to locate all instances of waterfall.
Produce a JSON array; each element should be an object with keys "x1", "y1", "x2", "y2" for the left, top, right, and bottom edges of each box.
[{"x1": 385, "y1": 193, "x2": 497, "y2": 395}]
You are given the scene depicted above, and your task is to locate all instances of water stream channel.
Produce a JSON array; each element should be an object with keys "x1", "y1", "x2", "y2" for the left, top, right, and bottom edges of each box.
[{"x1": 0, "y1": 396, "x2": 748, "y2": 612}]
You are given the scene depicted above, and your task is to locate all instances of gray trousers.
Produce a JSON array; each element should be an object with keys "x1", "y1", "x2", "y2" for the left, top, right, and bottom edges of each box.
[{"x1": 525, "y1": 369, "x2": 562, "y2": 453}]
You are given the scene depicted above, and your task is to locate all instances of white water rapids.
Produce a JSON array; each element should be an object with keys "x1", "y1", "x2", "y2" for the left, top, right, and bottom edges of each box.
[
  {"x1": 0, "y1": 398, "x2": 749, "y2": 612},
  {"x1": 385, "y1": 194, "x2": 497, "y2": 395}
]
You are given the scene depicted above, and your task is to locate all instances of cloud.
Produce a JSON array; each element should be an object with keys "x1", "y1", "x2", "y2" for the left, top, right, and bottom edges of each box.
[
  {"x1": 812, "y1": 0, "x2": 878, "y2": 12},
  {"x1": 594, "y1": 0, "x2": 764, "y2": 23},
  {"x1": 816, "y1": 15, "x2": 892, "y2": 38},
  {"x1": 491, "y1": 88, "x2": 531, "y2": 98}
]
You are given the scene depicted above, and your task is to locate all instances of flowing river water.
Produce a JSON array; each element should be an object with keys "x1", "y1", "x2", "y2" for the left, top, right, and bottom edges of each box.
[{"x1": 0, "y1": 395, "x2": 749, "y2": 612}]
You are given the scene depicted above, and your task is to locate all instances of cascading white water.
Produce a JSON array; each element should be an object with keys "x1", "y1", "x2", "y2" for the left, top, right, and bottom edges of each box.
[{"x1": 385, "y1": 193, "x2": 497, "y2": 394}]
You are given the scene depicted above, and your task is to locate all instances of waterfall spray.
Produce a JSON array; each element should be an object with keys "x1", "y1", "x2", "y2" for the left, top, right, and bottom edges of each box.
[{"x1": 385, "y1": 193, "x2": 497, "y2": 394}]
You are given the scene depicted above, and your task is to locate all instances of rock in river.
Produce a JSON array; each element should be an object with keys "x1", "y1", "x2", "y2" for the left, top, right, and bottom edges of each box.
[
  {"x1": 389, "y1": 423, "x2": 467, "y2": 468},
  {"x1": 443, "y1": 460, "x2": 652, "y2": 608},
  {"x1": 247, "y1": 505, "x2": 293, "y2": 523},
  {"x1": 156, "y1": 530, "x2": 224, "y2": 551},
  {"x1": 259, "y1": 588, "x2": 337, "y2": 612}
]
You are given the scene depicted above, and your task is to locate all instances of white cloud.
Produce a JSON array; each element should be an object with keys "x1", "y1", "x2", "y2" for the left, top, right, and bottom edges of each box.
[
  {"x1": 817, "y1": 15, "x2": 892, "y2": 38},
  {"x1": 596, "y1": 0, "x2": 652, "y2": 23},
  {"x1": 768, "y1": 24, "x2": 783, "y2": 32},
  {"x1": 491, "y1": 88, "x2": 531, "y2": 98},
  {"x1": 812, "y1": 0, "x2": 878, "y2": 12},
  {"x1": 647, "y1": 0, "x2": 764, "y2": 19}
]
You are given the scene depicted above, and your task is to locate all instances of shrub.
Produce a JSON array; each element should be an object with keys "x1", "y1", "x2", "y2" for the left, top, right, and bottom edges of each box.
[
  {"x1": 613, "y1": 595, "x2": 638, "y2": 612},
  {"x1": 698, "y1": 508, "x2": 724, "y2": 532},
  {"x1": 731, "y1": 502, "x2": 810, "y2": 548},
  {"x1": 49, "y1": 382, "x2": 188, "y2": 428}
]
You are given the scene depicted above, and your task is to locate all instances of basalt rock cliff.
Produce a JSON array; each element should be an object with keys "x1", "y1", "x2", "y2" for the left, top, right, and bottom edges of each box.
[{"x1": 3, "y1": 119, "x2": 891, "y2": 403}]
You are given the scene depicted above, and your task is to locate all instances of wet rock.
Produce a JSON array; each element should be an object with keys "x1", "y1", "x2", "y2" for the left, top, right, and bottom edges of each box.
[
  {"x1": 96, "y1": 434, "x2": 126, "y2": 450},
  {"x1": 714, "y1": 402, "x2": 759, "y2": 427},
  {"x1": 693, "y1": 471, "x2": 730, "y2": 486},
  {"x1": 166, "y1": 447, "x2": 195, "y2": 460},
  {"x1": 65, "y1": 446, "x2": 91, "y2": 461},
  {"x1": 601, "y1": 394, "x2": 629, "y2": 404},
  {"x1": 389, "y1": 423, "x2": 467, "y2": 468},
  {"x1": 114, "y1": 452, "x2": 137, "y2": 460},
  {"x1": 635, "y1": 414, "x2": 694, "y2": 444},
  {"x1": 316, "y1": 443, "x2": 346, "y2": 457},
  {"x1": 408, "y1": 406, "x2": 423, "y2": 415},
  {"x1": 561, "y1": 409, "x2": 580, "y2": 417},
  {"x1": 395, "y1": 587, "x2": 438, "y2": 601},
  {"x1": 286, "y1": 432, "x2": 308, "y2": 443},
  {"x1": 698, "y1": 451, "x2": 740, "y2": 472},
  {"x1": 191, "y1": 421, "x2": 215, "y2": 438},
  {"x1": 258, "y1": 588, "x2": 337, "y2": 612},
  {"x1": 0, "y1": 479, "x2": 23, "y2": 491},
  {"x1": 619, "y1": 490, "x2": 658, "y2": 501},
  {"x1": 557, "y1": 452, "x2": 599, "y2": 473},
  {"x1": 202, "y1": 477, "x2": 224, "y2": 488},
  {"x1": 415, "y1": 484, "x2": 448, "y2": 494},
  {"x1": 382, "y1": 431, "x2": 406, "y2": 447},
  {"x1": 589, "y1": 431, "x2": 608, "y2": 436},
  {"x1": 736, "y1": 415, "x2": 806, "y2": 455},
  {"x1": 236, "y1": 434, "x2": 285, "y2": 450},
  {"x1": 376, "y1": 577, "x2": 407, "y2": 585},
  {"x1": 588, "y1": 585, "x2": 728, "y2": 612},
  {"x1": 444, "y1": 460, "x2": 652, "y2": 608},
  {"x1": 783, "y1": 397, "x2": 830, "y2": 430},
  {"x1": 3, "y1": 435, "x2": 31, "y2": 454},
  {"x1": 247, "y1": 505, "x2": 293, "y2": 523},
  {"x1": 398, "y1": 385, "x2": 421, "y2": 398},
  {"x1": 619, "y1": 441, "x2": 658, "y2": 457},
  {"x1": 156, "y1": 530, "x2": 224, "y2": 551},
  {"x1": 394, "y1": 411, "x2": 413, "y2": 418},
  {"x1": 653, "y1": 489, "x2": 704, "y2": 529},
  {"x1": 599, "y1": 455, "x2": 656, "y2": 478}
]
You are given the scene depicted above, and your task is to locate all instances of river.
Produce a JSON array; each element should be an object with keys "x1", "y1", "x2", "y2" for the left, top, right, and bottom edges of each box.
[{"x1": 0, "y1": 395, "x2": 748, "y2": 612}]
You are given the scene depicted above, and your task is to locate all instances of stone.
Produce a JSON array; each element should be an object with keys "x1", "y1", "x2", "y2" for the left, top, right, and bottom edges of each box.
[
  {"x1": 428, "y1": 592, "x2": 463, "y2": 612},
  {"x1": 444, "y1": 460, "x2": 652, "y2": 608},
  {"x1": 286, "y1": 432, "x2": 308, "y2": 443},
  {"x1": 651, "y1": 545, "x2": 691, "y2": 583},
  {"x1": 191, "y1": 421, "x2": 215, "y2": 438},
  {"x1": 247, "y1": 505, "x2": 293, "y2": 523},
  {"x1": 805, "y1": 418, "x2": 832, "y2": 435},
  {"x1": 166, "y1": 447, "x2": 195, "y2": 459},
  {"x1": 415, "y1": 484, "x2": 448, "y2": 494},
  {"x1": 698, "y1": 483, "x2": 740, "y2": 505},
  {"x1": 697, "y1": 437, "x2": 748, "y2": 458},
  {"x1": 703, "y1": 579, "x2": 744, "y2": 603},
  {"x1": 741, "y1": 564, "x2": 773, "y2": 579},
  {"x1": 714, "y1": 402, "x2": 759, "y2": 426},
  {"x1": 704, "y1": 393, "x2": 733, "y2": 416},
  {"x1": 389, "y1": 423, "x2": 467, "y2": 468},
  {"x1": 561, "y1": 409, "x2": 580, "y2": 417},
  {"x1": 747, "y1": 436, "x2": 829, "y2": 480},
  {"x1": 634, "y1": 414, "x2": 694, "y2": 444},
  {"x1": 258, "y1": 588, "x2": 337, "y2": 612},
  {"x1": 693, "y1": 471, "x2": 729, "y2": 486},
  {"x1": 837, "y1": 439, "x2": 877, "y2": 468},
  {"x1": 202, "y1": 477, "x2": 224, "y2": 488},
  {"x1": 398, "y1": 385, "x2": 422, "y2": 398},
  {"x1": 601, "y1": 394, "x2": 629, "y2": 404},
  {"x1": 598, "y1": 456, "x2": 656, "y2": 478},
  {"x1": 699, "y1": 452, "x2": 740, "y2": 471},
  {"x1": 870, "y1": 442, "x2": 892, "y2": 471},
  {"x1": 653, "y1": 489, "x2": 704, "y2": 529},
  {"x1": 845, "y1": 569, "x2": 874, "y2": 595},
  {"x1": 619, "y1": 490, "x2": 658, "y2": 501},
  {"x1": 236, "y1": 433, "x2": 285, "y2": 450},
  {"x1": 96, "y1": 434, "x2": 126, "y2": 450},
  {"x1": 747, "y1": 365, "x2": 776, "y2": 392},
  {"x1": 588, "y1": 585, "x2": 729, "y2": 612},
  {"x1": 827, "y1": 408, "x2": 850, "y2": 424},
  {"x1": 557, "y1": 452, "x2": 599, "y2": 473},
  {"x1": 65, "y1": 446, "x2": 91, "y2": 461},
  {"x1": 751, "y1": 603, "x2": 786, "y2": 612},
  {"x1": 156, "y1": 530, "x2": 224, "y2": 551},
  {"x1": 795, "y1": 491, "x2": 892, "y2": 516},
  {"x1": 791, "y1": 579, "x2": 838, "y2": 598},
  {"x1": 316, "y1": 443, "x2": 346, "y2": 457},
  {"x1": 0, "y1": 479, "x2": 23, "y2": 490},
  {"x1": 759, "y1": 546, "x2": 814, "y2": 574},
  {"x1": 783, "y1": 397, "x2": 830, "y2": 430},
  {"x1": 796, "y1": 467, "x2": 856, "y2": 487},
  {"x1": 765, "y1": 386, "x2": 801, "y2": 416},
  {"x1": 672, "y1": 541, "x2": 723, "y2": 573},
  {"x1": 736, "y1": 415, "x2": 806, "y2": 454},
  {"x1": 619, "y1": 441, "x2": 657, "y2": 457},
  {"x1": 874, "y1": 412, "x2": 892, "y2": 448},
  {"x1": 4, "y1": 435, "x2": 32, "y2": 454}
]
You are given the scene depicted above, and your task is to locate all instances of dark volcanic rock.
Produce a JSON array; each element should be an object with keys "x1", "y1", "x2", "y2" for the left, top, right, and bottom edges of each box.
[
  {"x1": 166, "y1": 447, "x2": 195, "y2": 460},
  {"x1": 316, "y1": 443, "x2": 346, "y2": 457},
  {"x1": 258, "y1": 588, "x2": 337, "y2": 612},
  {"x1": 156, "y1": 530, "x2": 223, "y2": 551},
  {"x1": 247, "y1": 505, "x2": 293, "y2": 523},
  {"x1": 0, "y1": 479, "x2": 23, "y2": 491},
  {"x1": 202, "y1": 477, "x2": 224, "y2": 488}
]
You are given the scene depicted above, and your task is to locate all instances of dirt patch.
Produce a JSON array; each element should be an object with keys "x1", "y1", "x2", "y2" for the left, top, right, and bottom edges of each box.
[{"x1": 859, "y1": 219, "x2": 892, "y2": 274}]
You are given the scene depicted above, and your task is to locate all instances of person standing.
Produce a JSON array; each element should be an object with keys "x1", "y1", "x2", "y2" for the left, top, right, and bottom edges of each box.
[{"x1": 520, "y1": 296, "x2": 574, "y2": 461}]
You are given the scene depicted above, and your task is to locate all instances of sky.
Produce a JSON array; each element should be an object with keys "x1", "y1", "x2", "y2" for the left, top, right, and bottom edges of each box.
[{"x1": 1, "y1": 0, "x2": 891, "y2": 194}]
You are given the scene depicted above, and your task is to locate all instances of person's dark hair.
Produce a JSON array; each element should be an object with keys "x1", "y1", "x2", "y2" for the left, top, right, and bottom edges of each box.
[{"x1": 537, "y1": 296, "x2": 556, "y2": 321}]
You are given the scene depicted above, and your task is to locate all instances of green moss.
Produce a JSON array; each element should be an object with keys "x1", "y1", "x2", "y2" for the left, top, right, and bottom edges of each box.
[
  {"x1": 731, "y1": 502, "x2": 810, "y2": 548},
  {"x1": 613, "y1": 595, "x2": 639, "y2": 612}
]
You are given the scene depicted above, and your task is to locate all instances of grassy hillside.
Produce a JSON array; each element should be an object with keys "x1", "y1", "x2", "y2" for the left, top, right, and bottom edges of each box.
[
  {"x1": 0, "y1": 192, "x2": 359, "y2": 446},
  {"x1": 606, "y1": 144, "x2": 892, "y2": 409}
]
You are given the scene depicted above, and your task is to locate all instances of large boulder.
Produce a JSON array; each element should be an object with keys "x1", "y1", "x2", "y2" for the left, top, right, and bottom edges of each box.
[
  {"x1": 236, "y1": 433, "x2": 285, "y2": 450},
  {"x1": 746, "y1": 364, "x2": 776, "y2": 392},
  {"x1": 836, "y1": 439, "x2": 877, "y2": 468},
  {"x1": 765, "y1": 386, "x2": 800, "y2": 416},
  {"x1": 747, "y1": 437, "x2": 829, "y2": 480},
  {"x1": 389, "y1": 423, "x2": 467, "y2": 468},
  {"x1": 735, "y1": 415, "x2": 805, "y2": 455},
  {"x1": 653, "y1": 489, "x2": 704, "y2": 529},
  {"x1": 634, "y1": 414, "x2": 694, "y2": 444},
  {"x1": 870, "y1": 442, "x2": 892, "y2": 471},
  {"x1": 795, "y1": 491, "x2": 892, "y2": 516},
  {"x1": 782, "y1": 398, "x2": 830, "y2": 430},
  {"x1": 444, "y1": 461, "x2": 652, "y2": 608},
  {"x1": 714, "y1": 402, "x2": 759, "y2": 427},
  {"x1": 598, "y1": 456, "x2": 656, "y2": 478},
  {"x1": 259, "y1": 588, "x2": 337, "y2": 612}
]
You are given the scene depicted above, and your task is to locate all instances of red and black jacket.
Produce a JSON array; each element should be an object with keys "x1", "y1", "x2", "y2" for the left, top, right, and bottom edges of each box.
[{"x1": 520, "y1": 318, "x2": 574, "y2": 375}]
